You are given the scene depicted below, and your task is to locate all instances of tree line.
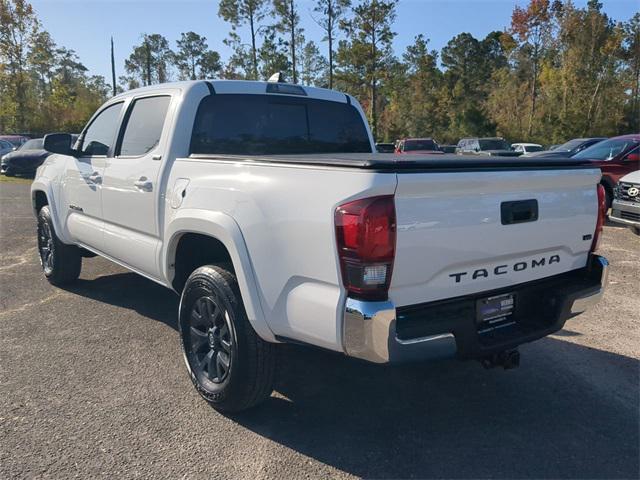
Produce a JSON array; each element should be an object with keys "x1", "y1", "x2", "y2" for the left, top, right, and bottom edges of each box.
[{"x1": 1, "y1": 0, "x2": 638, "y2": 144}]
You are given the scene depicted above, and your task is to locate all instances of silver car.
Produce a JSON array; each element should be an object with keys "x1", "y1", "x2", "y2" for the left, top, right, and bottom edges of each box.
[{"x1": 609, "y1": 170, "x2": 640, "y2": 235}]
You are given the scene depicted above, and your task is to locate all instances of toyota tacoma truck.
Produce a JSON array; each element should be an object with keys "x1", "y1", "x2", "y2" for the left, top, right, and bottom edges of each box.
[{"x1": 32, "y1": 79, "x2": 609, "y2": 412}]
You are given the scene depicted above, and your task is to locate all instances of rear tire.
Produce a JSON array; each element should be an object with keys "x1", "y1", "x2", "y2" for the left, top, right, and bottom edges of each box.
[
  {"x1": 37, "y1": 205, "x2": 82, "y2": 285},
  {"x1": 178, "y1": 265, "x2": 276, "y2": 412}
]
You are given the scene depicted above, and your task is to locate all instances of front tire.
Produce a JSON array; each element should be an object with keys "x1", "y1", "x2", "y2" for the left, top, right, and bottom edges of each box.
[
  {"x1": 37, "y1": 205, "x2": 82, "y2": 285},
  {"x1": 178, "y1": 265, "x2": 276, "y2": 412}
]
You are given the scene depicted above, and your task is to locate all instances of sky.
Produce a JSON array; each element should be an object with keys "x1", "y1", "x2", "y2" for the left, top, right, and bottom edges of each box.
[{"x1": 30, "y1": 0, "x2": 639, "y2": 83}]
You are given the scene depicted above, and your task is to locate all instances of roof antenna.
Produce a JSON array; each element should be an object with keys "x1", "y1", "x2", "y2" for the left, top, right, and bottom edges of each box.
[{"x1": 268, "y1": 72, "x2": 285, "y2": 83}]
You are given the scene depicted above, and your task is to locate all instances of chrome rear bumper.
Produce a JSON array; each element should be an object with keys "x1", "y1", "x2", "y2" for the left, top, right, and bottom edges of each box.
[
  {"x1": 343, "y1": 255, "x2": 609, "y2": 364},
  {"x1": 343, "y1": 299, "x2": 457, "y2": 363}
]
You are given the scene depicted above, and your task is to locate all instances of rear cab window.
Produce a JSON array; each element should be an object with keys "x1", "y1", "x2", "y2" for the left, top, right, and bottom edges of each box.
[
  {"x1": 190, "y1": 94, "x2": 371, "y2": 155},
  {"x1": 118, "y1": 96, "x2": 171, "y2": 157}
]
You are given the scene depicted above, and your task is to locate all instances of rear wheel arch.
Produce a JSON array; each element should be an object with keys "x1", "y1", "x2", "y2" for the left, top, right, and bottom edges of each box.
[
  {"x1": 171, "y1": 232, "x2": 234, "y2": 293},
  {"x1": 164, "y1": 214, "x2": 275, "y2": 343}
]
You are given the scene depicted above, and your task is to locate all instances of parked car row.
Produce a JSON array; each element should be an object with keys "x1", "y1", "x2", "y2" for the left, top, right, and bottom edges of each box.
[
  {"x1": 375, "y1": 134, "x2": 639, "y2": 227},
  {"x1": 375, "y1": 136, "x2": 609, "y2": 157},
  {"x1": 377, "y1": 137, "x2": 530, "y2": 155}
]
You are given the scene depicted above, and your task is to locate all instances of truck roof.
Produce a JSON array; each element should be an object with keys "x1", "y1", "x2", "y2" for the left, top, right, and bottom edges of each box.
[{"x1": 112, "y1": 79, "x2": 351, "y2": 104}]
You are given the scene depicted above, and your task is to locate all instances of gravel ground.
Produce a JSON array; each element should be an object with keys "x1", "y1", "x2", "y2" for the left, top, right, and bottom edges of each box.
[{"x1": 1, "y1": 180, "x2": 638, "y2": 479}]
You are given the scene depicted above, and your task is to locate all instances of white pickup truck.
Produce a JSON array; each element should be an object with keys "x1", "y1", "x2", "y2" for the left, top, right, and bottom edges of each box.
[{"x1": 32, "y1": 80, "x2": 609, "y2": 411}]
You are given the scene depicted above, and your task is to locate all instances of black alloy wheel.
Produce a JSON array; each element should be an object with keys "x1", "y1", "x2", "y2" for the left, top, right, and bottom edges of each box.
[
  {"x1": 37, "y1": 217, "x2": 55, "y2": 274},
  {"x1": 178, "y1": 265, "x2": 276, "y2": 412},
  {"x1": 186, "y1": 296, "x2": 234, "y2": 386}
]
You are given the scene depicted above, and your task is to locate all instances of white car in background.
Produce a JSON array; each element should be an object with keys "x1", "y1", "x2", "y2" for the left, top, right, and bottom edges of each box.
[
  {"x1": 511, "y1": 143, "x2": 544, "y2": 155},
  {"x1": 609, "y1": 170, "x2": 640, "y2": 235}
]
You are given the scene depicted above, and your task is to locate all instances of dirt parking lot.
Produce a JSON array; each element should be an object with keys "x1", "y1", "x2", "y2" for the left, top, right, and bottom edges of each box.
[{"x1": 1, "y1": 179, "x2": 639, "y2": 479}]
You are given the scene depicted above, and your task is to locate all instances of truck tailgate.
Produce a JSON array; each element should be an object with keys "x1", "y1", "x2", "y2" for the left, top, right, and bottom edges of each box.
[{"x1": 390, "y1": 168, "x2": 601, "y2": 307}]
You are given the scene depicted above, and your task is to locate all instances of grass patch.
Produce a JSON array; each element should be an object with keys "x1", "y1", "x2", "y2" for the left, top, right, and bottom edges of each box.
[{"x1": 0, "y1": 175, "x2": 32, "y2": 184}]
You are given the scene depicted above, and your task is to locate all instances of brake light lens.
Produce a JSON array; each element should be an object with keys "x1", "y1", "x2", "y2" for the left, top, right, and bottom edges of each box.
[
  {"x1": 591, "y1": 184, "x2": 606, "y2": 252},
  {"x1": 335, "y1": 195, "x2": 396, "y2": 300}
]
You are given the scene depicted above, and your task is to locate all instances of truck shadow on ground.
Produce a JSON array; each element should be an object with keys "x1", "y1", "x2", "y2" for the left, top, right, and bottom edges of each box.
[
  {"x1": 237, "y1": 343, "x2": 639, "y2": 479},
  {"x1": 62, "y1": 270, "x2": 639, "y2": 479},
  {"x1": 63, "y1": 272, "x2": 180, "y2": 330}
]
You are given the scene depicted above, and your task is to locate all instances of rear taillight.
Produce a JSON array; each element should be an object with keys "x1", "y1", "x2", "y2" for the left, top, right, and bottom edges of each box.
[
  {"x1": 335, "y1": 195, "x2": 396, "y2": 300},
  {"x1": 591, "y1": 184, "x2": 606, "y2": 252}
]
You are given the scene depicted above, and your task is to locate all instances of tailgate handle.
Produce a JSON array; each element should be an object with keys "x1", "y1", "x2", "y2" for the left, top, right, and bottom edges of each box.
[{"x1": 501, "y1": 199, "x2": 538, "y2": 225}]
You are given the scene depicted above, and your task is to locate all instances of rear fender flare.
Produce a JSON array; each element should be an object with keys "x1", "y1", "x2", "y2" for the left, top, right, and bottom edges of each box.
[{"x1": 163, "y1": 209, "x2": 275, "y2": 342}]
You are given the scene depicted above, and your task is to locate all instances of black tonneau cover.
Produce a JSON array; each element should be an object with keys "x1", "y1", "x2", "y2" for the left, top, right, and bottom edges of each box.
[{"x1": 189, "y1": 153, "x2": 595, "y2": 170}]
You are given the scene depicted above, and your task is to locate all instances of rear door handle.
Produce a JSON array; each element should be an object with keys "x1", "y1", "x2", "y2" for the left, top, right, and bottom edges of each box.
[
  {"x1": 87, "y1": 172, "x2": 102, "y2": 184},
  {"x1": 134, "y1": 177, "x2": 153, "y2": 192}
]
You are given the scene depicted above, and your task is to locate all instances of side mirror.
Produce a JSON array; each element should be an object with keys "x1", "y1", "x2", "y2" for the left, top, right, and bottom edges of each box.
[
  {"x1": 624, "y1": 152, "x2": 640, "y2": 162},
  {"x1": 44, "y1": 133, "x2": 73, "y2": 155}
]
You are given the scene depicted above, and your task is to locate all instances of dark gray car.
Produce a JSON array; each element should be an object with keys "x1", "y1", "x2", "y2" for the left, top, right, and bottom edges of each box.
[
  {"x1": 524, "y1": 137, "x2": 607, "y2": 158},
  {"x1": 1, "y1": 138, "x2": 49, "y2": 176}
]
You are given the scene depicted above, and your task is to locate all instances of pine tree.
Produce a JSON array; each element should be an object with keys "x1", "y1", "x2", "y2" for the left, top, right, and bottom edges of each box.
[
  {"x1": 218, "y1": 0, "x2": 268, "y2": 80},
  {"x1": 336, "y1": 0, "x2": 397, "y2": 140},
  {"x1": 312, "y1": 0, "x2": 351, "y2": 89}
]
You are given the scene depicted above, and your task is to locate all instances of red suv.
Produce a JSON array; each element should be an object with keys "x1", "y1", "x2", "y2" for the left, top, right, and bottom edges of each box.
[{"x1": 572, "y1": 134, "x2": 640, "y2": 207}]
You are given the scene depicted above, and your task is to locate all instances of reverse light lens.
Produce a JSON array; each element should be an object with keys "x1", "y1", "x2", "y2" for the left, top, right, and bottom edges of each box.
[
  {"x1": 363, "y1": 265, "x2": 388, "y2": 285},
  {"x1": 335, "y1": 195, "x2": 396, "y2": 300}
]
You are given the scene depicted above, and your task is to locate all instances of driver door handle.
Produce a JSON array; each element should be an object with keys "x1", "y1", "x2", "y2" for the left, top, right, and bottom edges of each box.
[
  {"x1": 87, "y1": 172, "x2": 102, "y2": 184},
  {"x1": 134, "y1": 177, "x2": 153, "y2": 192}
]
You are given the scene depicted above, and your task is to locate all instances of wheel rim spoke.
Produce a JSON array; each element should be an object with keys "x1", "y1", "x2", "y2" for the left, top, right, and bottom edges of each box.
[
  {"x1": 190, "y1": 326, "x2": 208, "y2": 350},
  {"x1": 216, "y1": 351, "x2": 229, "y2": 380},
  {"x1": 186, "y1": 295, "x2": 233, "y2": 384},
  {"x1": 201, "y1": 349, "x2": 214, "y2": 377},
  {"x1": 220, "y1": 338, "x2": 232, "y2": 353},
  {"x1": 190, "y1": 309, "x2": 204, "y2": 326}
]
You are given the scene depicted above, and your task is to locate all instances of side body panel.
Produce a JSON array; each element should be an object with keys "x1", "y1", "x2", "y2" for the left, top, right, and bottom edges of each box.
[
  {"x1": 100, "y1": 90, "x2": 181, "y2": 278},
  {"x1": 164, "y1": 158, "x2": 397, "y2": 350}
]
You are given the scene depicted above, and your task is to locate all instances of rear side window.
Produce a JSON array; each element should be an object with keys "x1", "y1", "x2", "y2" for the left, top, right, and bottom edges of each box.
[
  {"x1": 119, "y1": 96, "x2": 171, "y2": 156},
  {"x1": 190, "y1": 94, "x2": 371, "y2": 155},
  {"x1": 81, "y1": 102, "x2": 124, "y2": 156}
]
